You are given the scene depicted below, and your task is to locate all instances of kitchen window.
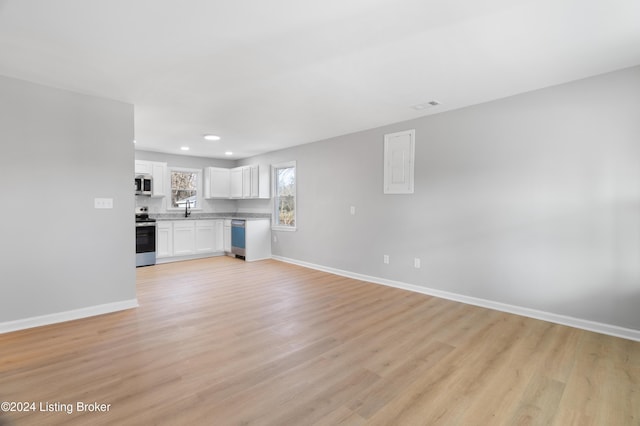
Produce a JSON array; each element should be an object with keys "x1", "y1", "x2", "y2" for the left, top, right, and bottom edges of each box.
[
  {"x1": 272, "y1": 161, "x2": 296, "y2": 231},
  {"x1": 169, "y1": 167, "x2": 202, "y2": 210}
]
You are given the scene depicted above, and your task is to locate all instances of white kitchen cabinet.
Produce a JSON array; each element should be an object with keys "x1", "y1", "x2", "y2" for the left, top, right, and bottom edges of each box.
[
  {"x1": 135, "y1": 160, "x2": 167, "y2": 198},
  {"x1": 242, "y1": 166, "x2": 251, "y2": 198},
  {"x1": 135, "y1": 160, "x2": 152, "y2": 175},
  {"x1": 229, "y1": 164, "x2": 269, "y2": 199},
  {"x1": 158, "y1": 219, "x2": 225, "y2": 262},
  {"x1": 173, "y1": 220, "x2": 196, "y2": 256},
  {"x1": 156, "y1": 221, "x2": 173, "y2": 258},
  {"x1": 223, "y1": 219, "x2": 231, "y2": 253},
  {"x1": 150, "y1": 161, "x2": 167, "y2": 198},
  {"x1": 195, "y1": 221, "x2": 215, "y2": 254},
  {"x1": 250, "y1": 164, "x2": 270, "y2": 198},
  {"x1": 214, "y1": 220, "x2": 224, "y2": 252},
  {"x1": 230, "y1": 167, "x2": 244, "y2": 198},
  {"x1": 258, "y1": 165, "x2": 270, "y2": 199},
  {"x1": 249, "y1": 165, "x2": 259, "y2": 198},
  {"x1": 204, "y1": 167, "x2": 230, "y2": 198},
  {"x1": 155, "y1": 218, "x2": 268, "y2": 263},
  {"x1": 244, "y1": 219, "x2": 271, "y2": 261}
]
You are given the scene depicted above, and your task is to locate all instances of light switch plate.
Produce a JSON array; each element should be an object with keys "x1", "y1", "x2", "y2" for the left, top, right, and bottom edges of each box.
[{"x1": 94, "y1": 198, "x2": 113, "y2": 209}]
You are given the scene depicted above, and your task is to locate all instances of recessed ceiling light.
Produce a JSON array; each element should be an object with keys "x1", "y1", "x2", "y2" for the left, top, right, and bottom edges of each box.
[
  {"x1": 225, "y1": 151, "x2": 233, "y2": 156},
  {"x1": 411, "y1": 100, "x2": 441, "y2": 110},
  {"x1": 180, "y1": 146, "x2": 190, "y2": 151},
  {"x1": 203, "y1": 134, "x2": 221, "y2": 141}
]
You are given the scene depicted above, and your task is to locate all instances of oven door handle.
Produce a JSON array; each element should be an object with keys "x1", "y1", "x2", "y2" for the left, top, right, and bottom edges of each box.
[{"x1": 136, "y1": 223, "x2": 157, "y2": 227}]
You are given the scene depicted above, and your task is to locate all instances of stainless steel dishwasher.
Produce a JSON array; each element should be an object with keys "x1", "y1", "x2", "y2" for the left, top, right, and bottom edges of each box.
[{"x1": 231, "y1": 219, "x2": 246, "y2": 258}]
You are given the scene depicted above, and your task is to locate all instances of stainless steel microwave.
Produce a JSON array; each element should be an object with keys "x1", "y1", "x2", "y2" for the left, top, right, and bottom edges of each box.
[{"x1": 135, "y1": 175, "x2": 152, "y2": 195}]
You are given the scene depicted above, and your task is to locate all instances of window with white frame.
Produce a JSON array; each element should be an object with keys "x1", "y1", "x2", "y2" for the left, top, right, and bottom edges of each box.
[
  {"x1": 169, "y1": 168, "x2": 202, "y2": 210},
  {"x1": 272, "y1": 161, "x2": 296, "y2": 230}
]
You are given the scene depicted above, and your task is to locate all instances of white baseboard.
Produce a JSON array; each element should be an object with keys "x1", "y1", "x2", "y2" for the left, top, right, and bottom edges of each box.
[
  {"x1": 156, "y1": 252, "x2": 226, "y2": 264},
  {"x1": 272, "y1": 256, "x2": 640, "y2": 342},
  {"x1": 0, "y1": 299, "x2": 139, "y2": 334}
]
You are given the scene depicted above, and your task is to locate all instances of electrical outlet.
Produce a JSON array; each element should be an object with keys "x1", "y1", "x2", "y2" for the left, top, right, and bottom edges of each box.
[
  {"x1": 383, "y1": 254, "x2": 389, "y2": 264},
  {"x1": 273, "y1": 235, "x2": 278, "y2": 242},
  {"x1": 414, "y1": 258, "x2": 421, "y2": 268},
  {"x1": 350, "y1": 206, "x2": 356, "y2": 215}
]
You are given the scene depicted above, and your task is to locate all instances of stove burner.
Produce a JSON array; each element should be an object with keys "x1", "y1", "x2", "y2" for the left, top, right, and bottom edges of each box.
[{"x1": 135, "y1": 206, "x2": 154, "y2": 222}]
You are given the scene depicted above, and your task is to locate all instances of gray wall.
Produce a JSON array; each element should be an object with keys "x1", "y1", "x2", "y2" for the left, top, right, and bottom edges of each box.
[
  {"x1": 247, "y1": 66, "x2": 640, "y2": 331},
  {"x1": 134, "y1": 150, "x2": 236, "y2": 213},
  {"x1": 0, "y1": 75, "x2": 136, "y2": 322}
]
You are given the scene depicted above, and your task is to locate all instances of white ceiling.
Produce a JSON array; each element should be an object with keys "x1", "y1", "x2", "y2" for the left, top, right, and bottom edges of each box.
[{"x1": 1, "y1": 0, "x2": 639, "y2": 159}]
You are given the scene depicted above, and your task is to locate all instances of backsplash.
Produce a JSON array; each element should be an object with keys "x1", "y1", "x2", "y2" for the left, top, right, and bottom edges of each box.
[
  {"x1": 152, "y1": 212, "x2": 271, "y2": 220},
  {"x1": 134, "y1": 195, "x2": 237, "y2": 214}
]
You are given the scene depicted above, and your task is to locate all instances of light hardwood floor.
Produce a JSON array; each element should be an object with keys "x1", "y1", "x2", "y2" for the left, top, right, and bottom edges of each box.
[{"x1": 1, "y1": 257, "x2": 639, "y2": 425}]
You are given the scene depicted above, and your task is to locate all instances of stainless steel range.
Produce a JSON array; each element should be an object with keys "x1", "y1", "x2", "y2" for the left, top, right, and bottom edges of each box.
[{"x1": 135, "y1": 206, "x2": 156, "y2": 267}]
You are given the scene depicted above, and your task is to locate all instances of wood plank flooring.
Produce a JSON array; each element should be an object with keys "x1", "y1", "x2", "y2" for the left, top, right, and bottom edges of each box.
[{"x1": 1, "y1": 257, "x2": 638, "y2": 425}]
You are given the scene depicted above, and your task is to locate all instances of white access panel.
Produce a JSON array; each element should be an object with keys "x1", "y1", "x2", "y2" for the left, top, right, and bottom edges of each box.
[{"x1": 383, "y1": 129, "x2": 415, "y2": 194}]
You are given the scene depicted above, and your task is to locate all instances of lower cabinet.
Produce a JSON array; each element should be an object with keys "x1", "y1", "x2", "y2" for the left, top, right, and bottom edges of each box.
[
  {"x1": 173, "y1": 220, "x2": 196, "y2": 256},
  {"x1": 215, "y1": 220, "x2": 224, "y2": 252},
  {"x1": 195, "y1": 221, "x2": 215, "y2": 254},
  {"x1": 244, "y1": 219, "x2": 272, "y2": 261},
  {"x1": 156, "y1": 222, "x2": 173, "y2": 259},
  {"x1": 223, "y1": 219, "x2": 231, "y2": 253},
  {"x1": 156, "y1": 220, "x2": 224, "y2": 261}
]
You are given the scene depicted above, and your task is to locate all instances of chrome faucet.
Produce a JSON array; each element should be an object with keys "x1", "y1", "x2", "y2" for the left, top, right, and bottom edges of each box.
[{"x1": 185, "y1": 200, "x2": 191, "y2": 218}]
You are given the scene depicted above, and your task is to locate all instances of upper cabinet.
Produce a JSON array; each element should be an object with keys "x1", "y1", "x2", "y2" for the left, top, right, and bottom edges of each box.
[
  {"x1": 135, "y1": 160, "x2": 167, "y2": 198},
  {"x1": 204, "y1": 167, "x2": 231, "y2": 199},
  {"x1": 229, "y1": 167, "x2": 244, "y2": 199},
  {"x1": 142, "y1": 161, "x2": 270, "y2": 201},
  {"x1": 242, "y1": 166, "x2": 252, "y2": 198},
  {"x1": 256, "y1": 164, "x2": 270, "y2": 199},
  {"x1": 150, "y1": 162, "x2": 167, "y2": 198},
  {"x1": 134, "y1": 160, "x2": 152, "y2": 175},
  {"x1": 229, "y1": 165, "x2": 270, "y2": 199}
]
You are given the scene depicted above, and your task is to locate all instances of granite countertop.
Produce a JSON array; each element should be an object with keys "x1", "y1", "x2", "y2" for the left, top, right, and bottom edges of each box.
[{"x1": 152, "y1": 213, "x2": 271, "y2": 221}]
